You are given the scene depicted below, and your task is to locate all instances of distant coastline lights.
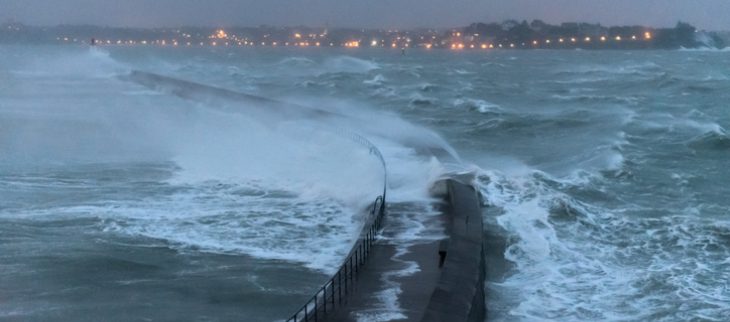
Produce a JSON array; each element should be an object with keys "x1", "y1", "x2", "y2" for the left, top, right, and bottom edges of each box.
[{"x1": 61, "y1": 28, "x2": 659, "y2": 50}]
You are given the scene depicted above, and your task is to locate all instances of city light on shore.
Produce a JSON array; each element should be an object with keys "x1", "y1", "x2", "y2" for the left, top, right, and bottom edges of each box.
[
  {"x1": 55, "y1": 22, "x2": 670, "y2": 52},
  {"x1": 344, "y1": 41, "x2": 360, "y2": 47}
]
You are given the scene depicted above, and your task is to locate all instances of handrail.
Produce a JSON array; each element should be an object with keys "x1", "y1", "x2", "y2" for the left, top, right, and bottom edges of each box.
[
  {"x1": 339, "y1": 129, "x2": 387, "y2": 202},
  {"x1": 285, "y1": 195, "x2": 385, "y2": 322},
  {"x1": 285, "y1": 131, "x2": 387, "y2": 322}
]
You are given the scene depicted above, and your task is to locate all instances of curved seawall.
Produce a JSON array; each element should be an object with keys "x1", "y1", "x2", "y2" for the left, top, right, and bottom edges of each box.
[{"x1": 288, "y1": 178, "x2": 486, "y2": 322}]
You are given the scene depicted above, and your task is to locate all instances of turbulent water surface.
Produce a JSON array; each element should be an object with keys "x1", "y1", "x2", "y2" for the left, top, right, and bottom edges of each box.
[{"x1": 1, "y1": 45, "x2": 729, "y2": 321}]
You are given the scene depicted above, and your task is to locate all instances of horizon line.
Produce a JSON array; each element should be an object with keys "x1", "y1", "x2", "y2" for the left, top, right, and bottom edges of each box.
[{"x1": 4, "y1": 19, "x2": 723, "y2": 32}]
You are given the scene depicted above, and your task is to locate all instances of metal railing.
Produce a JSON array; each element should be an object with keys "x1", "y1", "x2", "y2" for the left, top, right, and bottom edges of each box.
[
  {"x1": 285, "y1": 131, "x2": 387, "y2": 322},
  {"x1": 340, "y1": 129, "x2": 387, "y2": 202},
  {"x1": 285, "y1": 196, "x2": 385, "y2": 322}
]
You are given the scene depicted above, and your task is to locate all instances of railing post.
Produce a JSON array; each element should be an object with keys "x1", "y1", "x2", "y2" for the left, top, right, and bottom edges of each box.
[
  {"x1": 366, "y1": 231, "x2": 369, "y2": 254},
  {"x1": 322, "y1": 285, "x2": 326, "y2": 314},
  {"x1": 304, "y1": 303, "x2": 308, "y2": 322},
  {"x1": 337, "y1": 269, "x2": 342, "y2": 304}
]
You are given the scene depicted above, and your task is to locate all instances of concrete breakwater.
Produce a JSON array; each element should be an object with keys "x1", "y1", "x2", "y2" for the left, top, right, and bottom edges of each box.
[
  {"x1": 287, "y1": 178, "x2": 486, "y2": 322},
  {"x1": 421, "y1": 179, "x2": 485, "y2": 322}
]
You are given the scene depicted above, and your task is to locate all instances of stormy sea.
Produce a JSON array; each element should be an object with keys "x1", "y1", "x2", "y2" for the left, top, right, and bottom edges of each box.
[{"x1": 1, "y1": 45, "x2": 728, "y2": 321}]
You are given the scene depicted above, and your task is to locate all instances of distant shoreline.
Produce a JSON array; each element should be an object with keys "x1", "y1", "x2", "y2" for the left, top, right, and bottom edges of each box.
[{"x1": 2, "y1": 20, "x2": 728, "y2": 50}]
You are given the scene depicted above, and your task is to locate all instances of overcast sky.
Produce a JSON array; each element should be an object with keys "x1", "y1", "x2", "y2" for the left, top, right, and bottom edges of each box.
[{"x1": 2, "y1": 0, "x2": 729, "y2": 30}]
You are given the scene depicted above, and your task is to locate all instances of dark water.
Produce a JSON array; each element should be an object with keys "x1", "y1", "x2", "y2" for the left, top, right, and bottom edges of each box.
[{"x1": 1, "y1": 45, "x2": 729, "y2": 321}]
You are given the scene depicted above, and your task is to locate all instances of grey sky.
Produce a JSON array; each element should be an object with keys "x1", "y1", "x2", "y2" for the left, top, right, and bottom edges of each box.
[{"x1": 2, "y1": 0, "x2": 729, "y2": 30}]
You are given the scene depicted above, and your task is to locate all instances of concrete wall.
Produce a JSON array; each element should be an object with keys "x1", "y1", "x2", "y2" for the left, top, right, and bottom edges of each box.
[{"x1": 421, "y1": 179, "x2": 486, "y2": 322}]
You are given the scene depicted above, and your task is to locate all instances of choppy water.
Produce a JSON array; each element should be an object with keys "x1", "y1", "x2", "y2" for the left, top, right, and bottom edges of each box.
[{"x1": 1, "y1": 45, "x2": 729, "y2": 321}]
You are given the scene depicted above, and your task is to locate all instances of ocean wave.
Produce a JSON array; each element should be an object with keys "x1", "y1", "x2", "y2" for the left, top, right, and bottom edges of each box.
[
  {"x1": 275, "y1": 56, "x2": 317, "y2": 67},
  {"x1": 631, "y1": 113, "x2": 726, "y2": 141},
  {"x1": 469, "y1": 110, "x2": 599, "y2": 133},
  {"x1": 408, "y1": 93, "x2": 438, "y2": 107},
  {"x1": 271, "y1": 56, "x2": 380, "y2": 77},
  {"x1": 551, "y1": 94, "x2": 641, "y2": 105},
  {"x1": 371, "y1": 86, "x2": 397, "y2": 98},
  {"x1": 298, "y1": 79, "x2": 335, "y2": 89},
  {"x1": 678, "y1": 46, "x2": 730, "y2": 52},
  {"x1": 645, "y1": 70, "x2": 728, "y2": 91},
  {"x1": 453, "y1": 69, "x2": 475, "y2": 75},
  {"x1": 0, "y1": 175, "x2": 363, "y2": 275},
  {"x1": 322, "y1": 56, "x2": 380, "y2": 74},
  {"x1": 687, "y1": 130, "x2": 730, "y2": 151},
  {"x1": 9, "y1": 47, "x2": 125, "y2": 79},
  {"x1": 364, "y1": 74, "x2": 387, "y2": 86},
  {"x1": 453, "y1": 98, "x2": 502, "y2": 114},
  {"x1": 417, "y1": 82, "x2": 440, "y2": 92},
  {"x1": 554, "y1": 61, "x2": 663, "y2": 78},
  {"x1": 92, "y1": 182, "x2": 361, "y2": 274},
  {"x1": 478, "y1": 169, "x2": 730, "y2": 321},
  {"x1": 550, "y1": 76, "x2": 613, "y2": 84}
]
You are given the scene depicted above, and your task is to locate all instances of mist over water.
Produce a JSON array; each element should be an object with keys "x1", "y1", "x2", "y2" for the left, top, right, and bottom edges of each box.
[
  {"x1": 1, "y1": 45, "x2": 729, "y2": 321},
  {"x1": 0, "y1": 45, "x2": 448, "y2": 321}
]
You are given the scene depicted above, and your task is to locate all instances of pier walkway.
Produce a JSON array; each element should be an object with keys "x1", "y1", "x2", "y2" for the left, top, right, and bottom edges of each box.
[{"x1": 320, "y1": 179, "x2": 486, "y2": 322}]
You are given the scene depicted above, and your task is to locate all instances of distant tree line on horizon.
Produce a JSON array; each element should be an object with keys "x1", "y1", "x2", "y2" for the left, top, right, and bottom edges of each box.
[{"x1": 463, "y1": 20, "x2": 726, "y2": 49}]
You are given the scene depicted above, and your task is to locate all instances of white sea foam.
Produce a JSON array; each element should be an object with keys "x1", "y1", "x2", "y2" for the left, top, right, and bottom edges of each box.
[
  {"x1": 551, "y1": 94, "x2": 640, "y2": 105},
  {"x1": 633, "y1": 112, "x2": 727, "y2": 137},
  {"x1": 678, "y1": 46, "x2": 730, "y2": 52},
  {"x1": 324, "y1": 56, "x2": 380, "y2": 73},
  {"x1": 558, "y1": 61, "x2": 662, "y2": 76},
  {"x1": 453, "y1": 98, "x2": 502, "y2": 114},
  {"x1": 477, "y1": 164, "x2": 730, "y2": 321},
  {"x1": 276, "y1": 56, "x2": 316, "y2": 67},
  {"x1": 18, "y1": 47, "x2": 125, "y2": 78},
  {"x1": 364, "y1": 74, "x2": 387, "y2": 86},
  {"x1": 408, "y1": 93, "x2": 437, "y2": 107},
  {"x1": 353, "y1": 288, "x2": 407, "y2": 322},
  {"x1": 454, "y1": 68, "x2": 474, "y2": 75},
  {"x1": 99, "y1": 187, "x2": 359, "y2": 273}
]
